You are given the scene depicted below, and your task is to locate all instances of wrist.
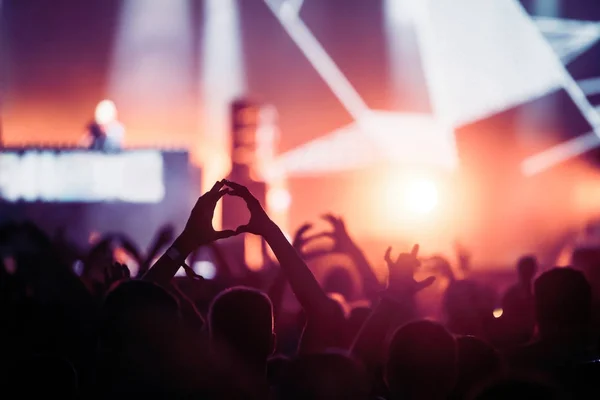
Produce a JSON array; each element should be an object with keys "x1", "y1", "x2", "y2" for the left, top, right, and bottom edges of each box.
[
  {"x1": 172, "y1": 232, "x2": 197, "y2": 257},
  {"x1": 260, "y1": 219, "x2": 280, "y2": 239}
]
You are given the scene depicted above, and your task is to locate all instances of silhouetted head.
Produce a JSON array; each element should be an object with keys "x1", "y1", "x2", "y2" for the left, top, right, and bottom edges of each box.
[
  {"x1": 209, "y1": 287, "x2": 275, "y2": 367},
  {"x1": 517, "y1": 256, "x2": 537, "y2": 284},
  {"x1": 534, "y1": 268, "x2": 591, "y2": 340},
  {"x1": 443, "y1": 279, "x2": 495, "y2": 336},
  {"x1": 277, "y1": 351, "x2": 369, "y2": 400},
  {"x1": 296, "y1": 295, "x2": 348, "y2": 352},
  {"x1": 570, "y1": 247, "x2": 600, "y2": 271},
  {"x1": 454, "y1": 336, "x2": 503, "y2": 398},
  {"x1": 386, "y1": 320, "x2": 457, "y2": 400},
  {"x1": 323, "y1": 266, "x2": 355, "y2": 300},
  {"x1": 267, "y1": 354, "x2": 291, "y2": 387},
  {"x1": 100, "y1": 280, "x2": 181, "y2": 353}
]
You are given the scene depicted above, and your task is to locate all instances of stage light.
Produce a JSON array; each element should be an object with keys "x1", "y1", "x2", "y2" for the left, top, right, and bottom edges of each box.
[
  {"x1": 267, "y1": 187, "x2": 291, "y2": 212},
  {"x1": 384, "y1": 174, "x2": 440, "y2": 221},
  {"x1": 534, "y1": 17, "x2": 600, "y2": 65},
  {"x1": 265, "y1": 0, "x2": 368, "y2": 120},
  {"x1": 201, "y1": 0, "x2": 245, "y2": 229},
  {"x1": 493, "y1": 308, "x2": 503, "y2": 318},
  {"x1": 94, "y1": 100, "x2": 117, "y2": 125},
  {"x1": 193, "y1": 260, "x2": 217, "y2": 280},
  {"x1": 403, "y1": 178, "x2": 439, "y2": 215},
  {"x1": 522, "y1": 131, "x2": 600, "y2": 176},
  {"x1": 578, "y1": 77, "x2": 600, "y2": 97},
  {"x1": 109, "y1": 0, "x2": 194, "y2": 143}
]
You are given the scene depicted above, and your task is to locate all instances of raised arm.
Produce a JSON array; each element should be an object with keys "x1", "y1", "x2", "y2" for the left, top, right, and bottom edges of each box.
[
  {"x1": 321, "y1": 214, "x2": 382, "y2": 300},
  {"x1": 138, "y1": 224, "x2": 175, "y2": 277},
  {"x1": 351, "y1": 245, "x2": 435, "y2": 371},
  {"x1": 143, "y1": 181, "x2": 236, "y2": 287},
  {"x1": 223, "y1": 180, "x2": 331, "y2": 317}
]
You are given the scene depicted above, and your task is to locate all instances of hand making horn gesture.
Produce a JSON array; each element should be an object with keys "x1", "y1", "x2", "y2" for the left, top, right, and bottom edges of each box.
[{"x1": 383, "y1": 244, "x2": 435, "y2": 301}]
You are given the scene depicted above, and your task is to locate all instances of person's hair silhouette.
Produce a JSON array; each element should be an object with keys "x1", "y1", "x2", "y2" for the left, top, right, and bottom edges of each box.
[
  {"x1": 209, "y1": 286, "x2": 275, "y2": 368},
  {"x1": 534, "y1": 268, "x2": 591, "y2": 340},
  {"x1": 386, "y1": 320, "x2": 457, "y2": 400}
]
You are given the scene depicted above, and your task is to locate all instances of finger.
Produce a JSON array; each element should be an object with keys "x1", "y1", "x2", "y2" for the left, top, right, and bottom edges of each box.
[
  {"x1": 321, "y1": 213, "x2": 337, "y2": 225},
  {"x1": 411, "y1": 244, "x2": 420, "y2": 258},
  {"x1": 384, "y1": 246, "x2": 393, "y2": 265},
  {"x1": 209, "y1": 180, "x2": 224, "y2": 194},
  {"x1": 415, "y1": 276, "x2": 436, "y2": 292},
  {"x1": 293, "y1": 223, "x2": 313, "y2": 248},
  {"x1": 183, "y1": 263, "x2": 196, "y2": 279},
  {"x1": 294, "y1": 223, "x2": 313, "y2": 238},
  {"x1": 184, "y1": 264, "x2": 205, "y2": 281},
  {"x1": 222, "y1": 179, "x2": 246, "y2": 192},
  {"x1": 215, "y1": 229, "x2": 237, "y2": 240},
  {"x1": 215, "y1": 188, "x2": 231, "y2": 201},
  {"x1": 304, "y1": 232, "x2": 334, "y2": 242},
  {"x1": 235, "y1": 224, "x2": 251, "y2": 234},
  {"x1": 227, "y1": 187, "x2": 251, "y2": 202}
]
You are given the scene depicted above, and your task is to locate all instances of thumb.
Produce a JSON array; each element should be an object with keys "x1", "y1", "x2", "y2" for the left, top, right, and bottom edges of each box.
[
  {"x1": 235, "y1": 224, "x2": 252, "y2": 234},
  {"x1": 414, "y1": 276, "x2": 436, "y2": 292},
  {"x1": 384, "y1": 247, "x2": 393, "y2": 265},
  {"x1": 215, "y1": 229, "x2": 237, "y2": 240}
]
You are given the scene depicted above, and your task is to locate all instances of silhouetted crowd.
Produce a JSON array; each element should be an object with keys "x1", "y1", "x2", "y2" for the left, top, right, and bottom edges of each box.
[{"x1": 2, "y1": 179, "x2": 600, "y2": 399}]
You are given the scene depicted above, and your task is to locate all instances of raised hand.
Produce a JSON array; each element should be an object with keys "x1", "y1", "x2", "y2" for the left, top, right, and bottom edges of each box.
[
  {"x1": 426, "y1": 255, "x2": 455, "y2": 282},
  {"x1": 454, "y1": 240, "x2": 471, "y2": 274},
  {"x1": 321, "y1": 213, "x2": 353, "y2": 252},
  {"x1": 144, "y1": 181, "x2": 236, "y2": 286},
  {"x1": 179, "y1": 181, "x2": 237, "y2": 249},
  {"x1": 384, "y1": 244, "x2": 435, "y2": 300},
  {"x1": 290, "y1": 215, "x2": 352, "y2": 255},
  {"x1": 222, "y1": 179, "x2": 274, "y2": 236},
  {"x1": 286, "y1": 222, "x2": 335, "y2": 262},
  {"x1": 104, "y1": 262, "x2": 130, "y2": 290},
  {"x1": 292, "y1": 223, "x2": 314, "y2": 252}
]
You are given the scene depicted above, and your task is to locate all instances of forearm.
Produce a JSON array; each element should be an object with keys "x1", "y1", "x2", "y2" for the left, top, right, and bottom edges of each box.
[
  {"x1": 262, "y1": 221, "x2": 329, "y2": 314},
  {"x1": 142, "y1": 233, "x2": 196, "y2": 287},
  {"x1": 350, "y1": 299, "x2": 395, "y2": 368},
  {"x1": 140, "y1": 239, "x2": 169, "y2": 277},
  {"x1": 351, "y1": 297, "x2": 415, "y2": 369},
  {"x1": 170, "y1": 283, "x2": 205, "y2": 331},
  {"x1": 346, "y1": 243, "x2": 382, "y2": 297}
]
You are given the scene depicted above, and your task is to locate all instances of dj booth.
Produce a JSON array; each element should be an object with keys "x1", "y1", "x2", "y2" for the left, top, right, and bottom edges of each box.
[{"x1": 0, "y1": 147, "x2": 200, "y2": 248}]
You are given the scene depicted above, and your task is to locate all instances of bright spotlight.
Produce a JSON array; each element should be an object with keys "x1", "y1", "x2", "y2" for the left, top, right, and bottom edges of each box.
[
  {"x1": 493, "y1": 308, "x2": 504, "y2": 318},
  {"x1": 201, "y1": 0, "x2": 245, "y2": 229},
  {"x1": 193, "y1": 260, "x2": 217, "y2": 280},
  {"x1": 267, "y1": 187, "x2": 291, "y2": 212},
  {"x1": 403, "y1": 178, "x2": 439, "y2": 215},
  {"x1": 384, "y1": 175, "x2": 440, "y2": 221},
  {"x1": 95, "y1": 100, "x2": 118, "y2": 125}
]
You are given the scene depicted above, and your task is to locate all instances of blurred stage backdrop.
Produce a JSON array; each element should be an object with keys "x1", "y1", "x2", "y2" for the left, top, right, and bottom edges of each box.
[{"x1": 1, "y1": 0, "x2": 600, "y2": 269}]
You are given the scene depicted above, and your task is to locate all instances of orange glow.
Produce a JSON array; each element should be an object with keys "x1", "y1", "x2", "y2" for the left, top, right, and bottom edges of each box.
[
  {"x1": 402, "y1": 178, "x2": 439, "y2": 215},
  {"x1": 267, "y1": 187, "x2": 291, "y2": 213},
  {"x1": 382, "y1": 171, "x2": 445, "y2": 226},
  {"x1": 244, "y1": 233, "x2": 264, "y2": 271}
]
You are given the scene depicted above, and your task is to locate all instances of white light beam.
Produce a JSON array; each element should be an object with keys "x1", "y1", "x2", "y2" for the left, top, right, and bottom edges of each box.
[
  {"x1": 264, "y1": 0, "x2": 369, "y2": 120},
  {"x1": 522, "y1": 131, "x2": 600, "y2": 176},
  {"x1": 578, "y1": 77, "x2": 600, "y2": 96},
  {"x1": 201, "y1": 0, "x2": 245, "y2": 226}
]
